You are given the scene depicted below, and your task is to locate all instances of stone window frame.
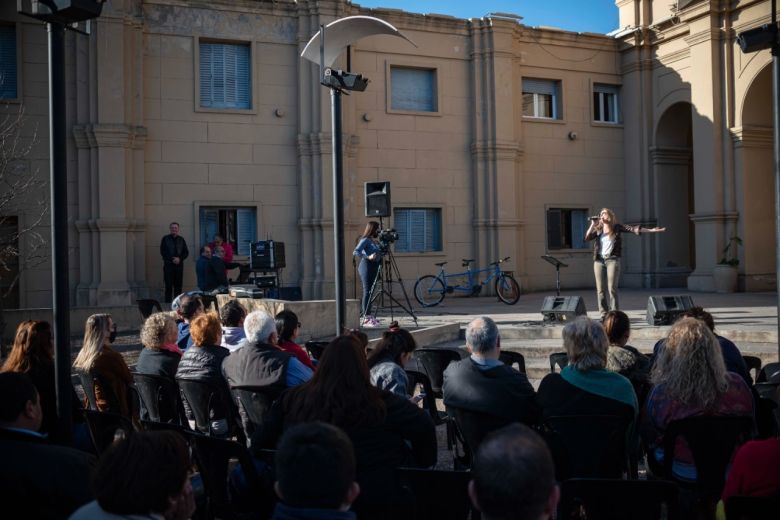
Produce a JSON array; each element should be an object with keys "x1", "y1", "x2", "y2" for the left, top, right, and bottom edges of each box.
[
  {"x1": 193, "y1": 36, "x2": 258, "y2": 115},
  {"x1": 192, "y1": 201, "x2": 263, "y2": 259},
  {"x1": 0, "y1": 22, "x2": 23, "y2": 105},
  {"x1": 591, "y1": 81, "x2": 623, "y2": 126},
  {"x1": 545, "y1": 205, "x2": 592, "y2": 253},
  {"x1": 384, "y1": 59, "x2": 442, "y2": 117},
  {"x1": 521, "y1": 77, "x2": 564, "y2": 121}
]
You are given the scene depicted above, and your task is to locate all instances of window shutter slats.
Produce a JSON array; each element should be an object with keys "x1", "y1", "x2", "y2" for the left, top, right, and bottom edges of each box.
[
  {"x1": 236, "y1": 208, "x2": 256, "y2": 256},
  {"x1": 393, "y1": 208, "x2": 442, "y2": 253},
  {"x1": 522, "y1": 78, "x2": 556, "y2": 96},
  {"x1": 200, "y1": 209, "x2": 219, "y2": 251},
  {"x1": 391, "y1": 67, "x2": 436, "y2": 112},
  {"x1": 0, "y1": 25, "x2": 17, "y2": 99},
  {"x1": 199, "y1": 42, "x2": 251, "y2": 109}
]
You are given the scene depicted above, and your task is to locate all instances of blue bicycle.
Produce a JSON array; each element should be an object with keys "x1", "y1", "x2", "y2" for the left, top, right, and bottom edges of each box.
[{"x1": 414, "y1": 257, "x2": 521, "y2": 307}]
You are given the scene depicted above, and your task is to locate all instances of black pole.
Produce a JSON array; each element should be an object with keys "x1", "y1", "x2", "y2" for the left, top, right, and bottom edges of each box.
[
  {"x1": 773, "y1": 0, "x2": 780, "y2": 360},
  {"x1": 48, "y1": 22, "x2": 72, "y2": 442},
  {"x1": 331, "y1": 88, "x2": 346, "y2": 335}
]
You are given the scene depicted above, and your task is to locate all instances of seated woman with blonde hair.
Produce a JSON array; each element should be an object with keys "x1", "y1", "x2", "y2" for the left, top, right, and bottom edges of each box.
[{"x1": 641, "y1": 317, "x2": 753, "y2": 480}]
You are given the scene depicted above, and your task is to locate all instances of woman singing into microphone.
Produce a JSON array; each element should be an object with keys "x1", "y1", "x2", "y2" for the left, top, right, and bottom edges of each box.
[
  {"x1": 353, "y1": 221, "x2": 383, "y2": 328},
  {"x1": 585, "y1": 208, "x2": 666, "y2": 317}
]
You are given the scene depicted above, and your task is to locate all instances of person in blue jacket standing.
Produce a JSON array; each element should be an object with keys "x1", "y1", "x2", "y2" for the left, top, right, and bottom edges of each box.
[{"x1": 353, "y1": 221, "x2": 383, "y2": 327}]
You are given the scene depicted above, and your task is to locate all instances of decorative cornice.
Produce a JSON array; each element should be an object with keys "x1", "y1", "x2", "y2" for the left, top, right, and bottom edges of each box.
[
  {"x1": 622, "y1": 58, "x2": 654, "y2": 74},
  {"x1": 684, "y1": 28, "x2": 721, "y2": 47},
  {"x1": 298, "y1": 218, "x2": 333, "y2": 229},
  {"x1": 473, "y1": 218, "x2": 524, "y2": 228},
  {"x1": 72, "y1": 124, "x2": 147, "y2": 149},
  {"x1": 470, "y1": 140, "x2": 524, "y2": 160},
  {"x1": 649, "y1": 146, "x2": 691, "y2": 165},
  {"x1": 296, "y1": 133, "x2": 358, "y2": 157},
  {"x1": 75, "y1": 218, "x2": 146, "y2": 233},
  {"x1": 654, "y1": 47, "x2": 690, "y2": 67},
  {"x1": 730, "y1": 126, "x2": 773, "y2": 148},
  {"x1": 689, "y1": 212, "x2": 739, "y2": 223}
]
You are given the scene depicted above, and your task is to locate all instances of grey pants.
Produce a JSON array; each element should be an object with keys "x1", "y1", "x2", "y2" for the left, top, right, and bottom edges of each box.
[{"x1": 594, "y1": 257, "x2": 621, "y2": 315}]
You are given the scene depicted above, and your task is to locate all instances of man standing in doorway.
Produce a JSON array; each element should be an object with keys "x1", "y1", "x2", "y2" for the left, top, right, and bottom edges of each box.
[{"x1": 160, "y1": 222, "x2": 189, "y2": 303}]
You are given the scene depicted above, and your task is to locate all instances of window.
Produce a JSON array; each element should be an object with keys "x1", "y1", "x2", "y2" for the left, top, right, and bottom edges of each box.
[
  {"x1": 593, "y1": 84, "x2": 620, "y2": 123},
  {"x1": 394, "y1": 208, "x2": 442, "y2": 253},
  {"x1": 0, "y1": 216, "x2": 19, "y2": 308},
  {"x1": 199, "y1": 207, "x2": 256, "y2": 256},
  {"x1": 390, "y1": 67, "x2": 437, "y2": 112},
  {"x1": 522, "y1": 78, "x2": 561, "y2": 119},
  {"x1": 199, "y1": 41, "x2": 251, "y2": 110},
  {"x1": 0, "y1": 25, "x2": 17, "y2": 99},
  {"x1": 546, "y1": 208, "x2": 589, "y2": 250}
]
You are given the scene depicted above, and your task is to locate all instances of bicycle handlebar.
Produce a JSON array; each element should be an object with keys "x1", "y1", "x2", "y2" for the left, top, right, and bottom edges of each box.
[{"x1": 489, "y1": 257, "x2": 511, "y2": 266}]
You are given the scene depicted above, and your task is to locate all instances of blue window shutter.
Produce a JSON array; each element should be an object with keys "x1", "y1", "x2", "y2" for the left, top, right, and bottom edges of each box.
[
  {"x1": 409, "y1": 210, "x2": 426, "y2": 251},
  {"x1": 571, "y1": 209, "x2": 588, "y2": 249},
  {"x1": 394, "y1": 210, "x2": 410, "y2": 252},
  {"x1": 391, "y1": 67, "x2": 436, "y2": 112},
  {"x1": 522, "y1": 78, "x2": 556, "y2": 96},
  {"x1": 0, "y1": 25, "x2": 17, "y2": 99},
  {"x1": 200, "y1": 42, "x2": 250, "y2": 109},
  {"x1": 428, "y1": 209, "x2": 442, "y2": 251},
  {"x1": 236, "y1": 208, "x2": 256, "y2": 256},
  {"x1": 393, "y1": 208, "x2": 441, "y2": 252},
  {"x1": 200, "y1": 209, "x2": 219, "y2": 251}
]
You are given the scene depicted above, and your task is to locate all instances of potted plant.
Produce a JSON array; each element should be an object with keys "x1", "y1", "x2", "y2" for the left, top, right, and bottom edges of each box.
[{"x1": 712, "y1": 236, "x2": 742, "y2": 293}]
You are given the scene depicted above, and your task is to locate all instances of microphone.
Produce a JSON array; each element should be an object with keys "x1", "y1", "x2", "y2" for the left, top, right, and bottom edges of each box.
[{"x1": 589, "y1": 216, "x2": 600, "y2": 221}]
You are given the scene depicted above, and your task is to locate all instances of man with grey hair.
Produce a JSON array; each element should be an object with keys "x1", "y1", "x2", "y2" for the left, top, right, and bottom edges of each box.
[
  {"x1": 222, "y1": 310, "x2": 312, "y2": 392},
  {"x1": 442, "y1": 317, "x2": 538, "y2": 453}
]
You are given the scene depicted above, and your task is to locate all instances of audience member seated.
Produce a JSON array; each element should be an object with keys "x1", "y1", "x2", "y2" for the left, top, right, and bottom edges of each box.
[
  {"x1": 176, "y1": 312, "x2": 232, "y2": 435},
  {"x1": 196, "y1": 245, "x2": 220, "y2": 292},
  {"x1": 603, "y1": 310, "x2": 650, "y2": 404},
  {"x1": 136, "y1": 312, "x2": 182, "y2": 379},
  {"x1": 222, "y1": 310, "x2": 313, "y2": 391},
  {"x1": 70, "y1": 431, "x2": 195, "y2": 520},
  {"x1": 175, "y1": 293, "x2": 204, "y2": 350},
  {"x1": 0, "y1": 373, "x2": 95, "y2": 518},
  {"x1": 272, "y1": 422, "x2": 360, "y2": 520},
  {"x1": 276, "y1": 310, "x2": 316, "y2": 371},
  {"x1": 716, "y1": 435, "x2": 780, "y2": 519},
  {"x1": 1, "y1": 320, "x2": 83, "y2": 444},
  {"x1": 537, "y1": 316, "x2": 637, "y2": 420},
  {"x1": 641, "y1": 317, "x2": 753, "y2": 480},
  {"x1": 220, "y1": 299, "x2": 247, "y2": 352},
  {"x1": 652, "y1": 307, "x2": 750, "y2": 385},
  {"x1": 468, "y1": 423, "x2": 559, "y2": 520},
  {"x1": 443, "y1": 316, "x2": 539, "y2": 428},
  {"x1": 252, "y1": 335, "x2": 436, "y2": 518},
  {"x1": 367, "y1": 323, "x2": 418, "y2": 398},
  {"x1": 73, "y1": 314, "x2": 136, "y2": 419}
]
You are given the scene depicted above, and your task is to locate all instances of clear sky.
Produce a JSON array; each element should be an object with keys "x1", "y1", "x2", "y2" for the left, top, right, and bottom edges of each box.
[{"x1": 351, "y1": 0, "x2": 620, "y2": 35}]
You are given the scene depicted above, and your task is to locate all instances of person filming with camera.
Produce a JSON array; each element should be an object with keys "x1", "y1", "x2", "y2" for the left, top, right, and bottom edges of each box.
[{"x1": 354, "y1": 221, "x2": 383, "y2": 328}]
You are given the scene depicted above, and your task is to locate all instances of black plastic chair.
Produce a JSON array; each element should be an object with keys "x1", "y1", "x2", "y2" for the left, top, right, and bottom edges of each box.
[
  {"x1": 725, "y1": 494, "x2": 780, "y2": 520},
  {"x1": 499, "y1": 350, "x2": 526, "y2": 373},
  {"x1": 304, "y1": 340, "x2": 328, "y2": 362},
  {"x1": 757, "y1": 362, "x2": 780, "y2": 383},
  {"x1": 754, "y1": 382, "x2": 780, "y2": 402},
  {"x1": 542, "y1": 414, "x2": 633, "y2": 480},
  {"x1": 405, "y1": 370, "x2": 446, "y2": 426},
  {"x1": 743, "y1": 355, "x2": 762, "y2": 384},
  {"x1": 397, "y1": 467, "x2": 475, "y2": 520},
  {"x1": 549, "y1": 351, "x2": 568, "y2": 373},
  {"x1": 660, "y1": 415, "x2": 753, "y2": 497},
  {"x1": 190, "y1": 434, "x2": 274, "y2": 519},
  {"x1": 83, "y1": 410, "x2": 136, "y2": 455},
  {"x1": 411, "y1": 348, "x2": 462, "y2": 398},
  {"x1": 136, "y1": 298, "x2": 163, "y2": 321},
  {"x1": 133, "y1": 373, "x2": 188, "y2": 425},
  {"x1": 77, "y1": 370, "x2": 126, "y2": 414},
  {"x1": 447, "y1": 405, "x2": 519, "y2": 469},
  {"x1": 176, "y1": 378, "x2": 243, "y2": 441},
  {"x1": 558, "y1": 478, "x2": 680, "y2": 520},
  {"x1": 230, "y1": 385, "x2": 281, "y2": 440}
]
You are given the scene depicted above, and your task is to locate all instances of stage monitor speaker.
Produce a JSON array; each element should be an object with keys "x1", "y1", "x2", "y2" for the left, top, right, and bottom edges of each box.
[
  {"x1": 365, "y1": 181, "x2": 391, "y2": 217},
  {"x1": 646, "y1": 295, "x2": 696, "y2": 326},
  {"x1": 267, "y1": 286, "x2": 302, "y2": 301},
  {"x1": 541, "y1": 296, "x2": 587, "y2": 322},
  {"x1": 250, "y1": 240, "x2": 286, "y2": 270}
]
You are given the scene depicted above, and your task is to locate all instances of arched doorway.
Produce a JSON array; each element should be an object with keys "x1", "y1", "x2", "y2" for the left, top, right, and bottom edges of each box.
[
  {"x1": 737, "y1": 64, "x2": 775, "y2": 291},
  {"x1": 652, "y1": 102, "x2": 694, "y2": 286}
]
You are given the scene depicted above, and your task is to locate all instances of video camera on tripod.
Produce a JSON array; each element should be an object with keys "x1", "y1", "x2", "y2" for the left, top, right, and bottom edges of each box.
[{"x1": 377, "y1": 228, "x2": 399, "y2": 251}]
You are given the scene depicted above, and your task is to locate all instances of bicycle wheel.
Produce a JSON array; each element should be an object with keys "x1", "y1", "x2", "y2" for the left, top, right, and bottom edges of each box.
[
  {"x1": 495, "y1": 274, "x2": 520, "y2": 305},
  {"x1": 414, "y1": 275, "x2": 446, "y2": 307}
]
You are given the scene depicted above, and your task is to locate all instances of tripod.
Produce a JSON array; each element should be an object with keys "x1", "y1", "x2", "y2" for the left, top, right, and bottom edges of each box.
[{"x1": 363, "y1": 244, "x2": 418, "y2": 326}]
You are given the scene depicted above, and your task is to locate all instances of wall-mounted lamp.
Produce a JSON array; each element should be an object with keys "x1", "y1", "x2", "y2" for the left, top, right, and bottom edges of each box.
[
  {"x1": 567, "y1": 131, "x2": 578, "y2": 141},
  {"x1": 274, "y1": 108, "x2": 286, "y2": 118}
]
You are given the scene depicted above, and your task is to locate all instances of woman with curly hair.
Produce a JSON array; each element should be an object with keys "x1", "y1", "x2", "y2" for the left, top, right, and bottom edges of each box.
[
  {"x1": 641, "y1": 317, "x2": 753, "y2": 479},
  {"x1": 136, "y1": 312, "x2": 182, "y2": 380}
]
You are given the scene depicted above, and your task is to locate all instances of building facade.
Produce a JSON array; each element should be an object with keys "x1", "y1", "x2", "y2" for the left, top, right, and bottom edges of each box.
[{"x1": 0, "y1": 0, "x2": 774, "y2": 310}]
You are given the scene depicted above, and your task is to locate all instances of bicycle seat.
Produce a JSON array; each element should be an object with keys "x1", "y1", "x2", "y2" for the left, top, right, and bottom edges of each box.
[
  {"x1": 435, "y1": 262, "x2": 447, "y2": 267},
  {"x1": 462, "y1": 258, "x2": 475, "y2": 266}
]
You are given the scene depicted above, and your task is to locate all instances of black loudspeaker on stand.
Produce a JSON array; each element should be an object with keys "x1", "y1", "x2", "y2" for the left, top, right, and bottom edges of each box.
[
  {"x1": 541, "y1": 296, "x2": 587, "y2": 322},
  {"x1": 646, "y1": 295, "x2": 695, "y2": 325},
  {"x1": 365, "y1": 181, "x2": 391, "y2": 217}
]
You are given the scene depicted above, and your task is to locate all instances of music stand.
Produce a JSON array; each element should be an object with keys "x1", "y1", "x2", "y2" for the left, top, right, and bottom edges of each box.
[{"x1": 541, "y1": 255, "x2": 568, "y2": 296}]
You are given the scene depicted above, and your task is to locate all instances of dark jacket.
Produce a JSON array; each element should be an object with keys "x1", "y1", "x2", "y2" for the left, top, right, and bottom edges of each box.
[
  {"x1": 196, "y1": 255, "x2": 220, "y2": 291},
  {"x1": 23, "y1": 361, "x2": 83, "y2": 444},
  {"x1": 0, "y1": 428, "x2": 95, "y2": 519},
  {"x1": 536, "y1": 372, "x2": 635, "y2": 420},
  {"x1": 177, "y1": 321, "x2": 194, "y2": 351},
  {"x1": 585, "y1": 223, "x2": 639, "y2": 260},
  {"x1": 652, "y1": 334, "x2": 750, "y2": 386},
  {"x1": 607, "y1": 345, "x2": 651, "y2": 405},
  {"x1": 211, "y1": 256, "x2": 242, "y2": 286},
  {"x1": 160, "y1": 234, "x2": 189, "y2": 265},
  {"x1": 272, "y1": 503, "x2": 356, "y2": 520},
  {"x1": 176, "y1": 344, "x2": 231, "y2": 386},
  {"x1": 221, "y1": 340, "x2": 291, "y2": 392},
  {"x1": 442, "y1": 357, "x2": 539, "y2": 424},
  {"x1": 253, "y1": 391, "x2": 437, "y2": 515},
  {"x1": 136, "y1": 348, "x2": 181, "y2": 380}
]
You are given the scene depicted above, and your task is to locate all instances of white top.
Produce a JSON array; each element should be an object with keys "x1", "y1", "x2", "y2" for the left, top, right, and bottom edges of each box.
[{"x1": 600, "y1": 233, "x2": 615, "y2": 258}]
